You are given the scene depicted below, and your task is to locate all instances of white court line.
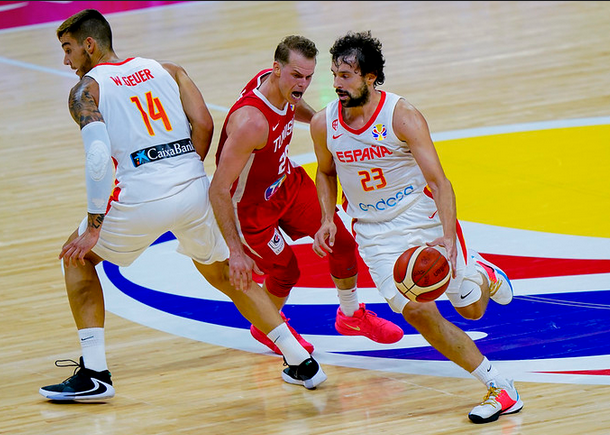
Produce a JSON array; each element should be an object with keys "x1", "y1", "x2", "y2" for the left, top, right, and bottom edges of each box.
[{"x1": 2, "y1": 52, "x2": 609, "y2": 135}]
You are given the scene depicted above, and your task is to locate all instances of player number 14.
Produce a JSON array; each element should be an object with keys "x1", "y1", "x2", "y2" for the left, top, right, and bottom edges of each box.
[{"x1": 130, "y1": 91, "x2": 173, "y2": 136}]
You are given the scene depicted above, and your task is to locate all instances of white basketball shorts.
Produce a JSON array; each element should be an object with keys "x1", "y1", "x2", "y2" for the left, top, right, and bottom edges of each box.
[
  {"x1": 79, "y1": 176, "x2": 229, "y2": 267},
  {"x1": 353, "y1": 193, "x2": 481, "y2": 313}
]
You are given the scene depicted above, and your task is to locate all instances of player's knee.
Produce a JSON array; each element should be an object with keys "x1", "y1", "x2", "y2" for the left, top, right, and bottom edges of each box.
[
  {"x1": 194, "y1": 260, "x2": 230, "y2": 291},
  {"x1": 455, "y1": 303, "x2": 484, "y2": 320},
  {"x1": 266, "y1": 258, "x2": 300, "y2": 298},
  {"x1": 454, "y1": 279, "x2": 483, "y2": 320},
  {"x1": 328, "y1": 225, "x2": 358, "y2": 279},
  {"x1": 266, "y1": 272, "x2": 299, "y2": 298},
  {"x1": 402, "y1": 300, "x2": 441, "y2": 329}
]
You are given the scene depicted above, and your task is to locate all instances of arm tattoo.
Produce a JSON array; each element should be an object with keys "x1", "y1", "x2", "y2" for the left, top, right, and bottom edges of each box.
[
  {"x1": 88, "y1": 213, "x2": 105, "y2": 229},
  {"x1": 69, "y1": 77, "x2": 104, "y2": 128}
]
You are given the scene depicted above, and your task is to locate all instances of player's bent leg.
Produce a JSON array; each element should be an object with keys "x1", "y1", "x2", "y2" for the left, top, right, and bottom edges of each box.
[
  {"x1": 247, "y1": 278, "x2": 291, "y2": 354},
  {"x1": 402, "y1": 300, "x2": 485, "y2": 373},
  {"x1": 252, "y1": 258, "x2": 314, "y2": 354},
  {"x1": 453, "y1": 278, "x2": 487, "y2": 321},
  {"x1": 62, "y1": 231, "x2": 106, "y2": 329},
  {"x1": 41, "y1": 232, "x2": 111, "y2": 401},
  {"x1": 194, "y1": 259, "x2": 282, "y2": 333},
  {"x1": 401, "y1": 300, "x2": 523, "y2": 421},
  {"x1": 194, "y1": 260, "x2": 325, "y2": 389}
]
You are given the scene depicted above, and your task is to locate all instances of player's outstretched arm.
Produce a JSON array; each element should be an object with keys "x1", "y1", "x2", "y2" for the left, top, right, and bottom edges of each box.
[
  {"x1": 310, "y1": 109, "x2": 338, "y2": 257},
  {"x1": 209, "y1": 107, "x2": 267, "y2": 291},
  {"x1": 393, "y1": 99, "x2": 458, "y2": 276},
  {"x1": 60, "y1": 78, "x2": 113, "y2": 266}
]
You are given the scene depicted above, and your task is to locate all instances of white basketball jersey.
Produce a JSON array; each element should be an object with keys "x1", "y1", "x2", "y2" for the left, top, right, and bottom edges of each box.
[
  {"x1": 86, "y1": 57, "x2": 206, "y2": 203},
  {"x1": 326, "y1": 91, "x2": 427, "y2": 222}
]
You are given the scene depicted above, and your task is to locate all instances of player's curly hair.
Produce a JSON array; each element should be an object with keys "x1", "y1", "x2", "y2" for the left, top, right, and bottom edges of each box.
[
  {"x1": 275, "y1": 35, "x2": 318, "y2": 65},
  {"x1": 57, "y1": 9, "x2": 113, "y2": 51},
  {"x1": 330, "y1": 31, "x2": 385, "y2": 86}
]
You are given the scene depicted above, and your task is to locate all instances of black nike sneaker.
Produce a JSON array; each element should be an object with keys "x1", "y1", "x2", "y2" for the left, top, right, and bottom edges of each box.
[
  {"x1": 281, "y1": 357, "x2": 327, "y2": 390},
  {"x1": 39, "y1": 357, "x2": 114, "y2": 401}
]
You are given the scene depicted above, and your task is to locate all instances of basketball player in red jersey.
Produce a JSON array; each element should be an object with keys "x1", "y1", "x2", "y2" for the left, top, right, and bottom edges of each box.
[
  {"x1": 311, "y1": 31, "x2": 523, "y2": 423},
  {"x1": 209, "y1": 35, "x2": 404, "y2": 356},
  {"x1": 40, "y1": 10, "x2": 327, "y2": 400}
]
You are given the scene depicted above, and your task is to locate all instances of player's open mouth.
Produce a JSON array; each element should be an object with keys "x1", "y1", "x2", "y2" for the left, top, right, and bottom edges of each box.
[{"x1": 292, "y1": 91, "x2": 303, "y2": 99}]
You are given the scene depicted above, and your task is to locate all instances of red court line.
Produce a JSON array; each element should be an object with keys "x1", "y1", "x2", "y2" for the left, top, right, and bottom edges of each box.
[
  {"x1": 0, "y1": 1, "x2": 189, "y2": 30},
  {"x1": 535, "y1": 369, "x2": 610, "y2": 376},
  {"x1": 252, "y1": 244, "x2": 610, "y2": 288}
]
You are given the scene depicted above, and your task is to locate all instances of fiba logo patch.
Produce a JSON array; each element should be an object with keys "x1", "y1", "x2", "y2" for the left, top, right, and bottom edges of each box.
[
  {"x1": 371, "y1": 123, "x2": 387, "y2": 141},
  {"x1": 267, "y1": 228, "x2": 285, "y2": 255},
  {"x1": 264, "y1": 174, "x2": 286, "y2": 200}
]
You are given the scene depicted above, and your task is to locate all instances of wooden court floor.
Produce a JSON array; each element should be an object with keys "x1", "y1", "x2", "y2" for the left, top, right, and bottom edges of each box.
[{"x1": 1, "y1": 1, "x2": 610, "y2": 434}]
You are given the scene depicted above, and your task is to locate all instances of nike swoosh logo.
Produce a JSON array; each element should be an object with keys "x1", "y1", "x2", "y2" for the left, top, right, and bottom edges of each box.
[
  {"x1": 428, "y1": 211, "x2": 437, "y2": 219},
  {"x1": 332, "y1": 133, "x2": 343, "y2": 139},
  {"x1": 69, "y1": 378, "x2": 109, "y2": 397},
  {"x1": 487, "y1": 365, "x2": 493, "y2": 372},
  {"x1": 461, "y1": 289, "x2": 474, "y2": 300},
  {"x1": 80, "y1": 335, "x2": 94, "y2": 341},
  {"x1": 341, "y1": 322, "x2": 360, "y2": 331},
  {"x1": 272, "y1": 123, "x2": 280, "y2": 131}
]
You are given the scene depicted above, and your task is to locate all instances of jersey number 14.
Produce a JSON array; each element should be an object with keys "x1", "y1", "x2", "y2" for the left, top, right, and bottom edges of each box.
[{"x1": 130, "y1": 91, "x2": 173, "y2": 136}]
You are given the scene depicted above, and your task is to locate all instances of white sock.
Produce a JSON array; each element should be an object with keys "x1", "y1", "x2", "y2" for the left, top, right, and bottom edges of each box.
[
  {"x1": 78, "y1": 327, "x2": 108, "y2": 372},
  {"x1": 266, "y1": 323, "x2": 310, "y2": 366},
  {"x1": 470, "y1": 356, "x2": 505, "y2": 388},
  {"x1": 337, "y1": 286, "x2": 359, "y2": 316}
]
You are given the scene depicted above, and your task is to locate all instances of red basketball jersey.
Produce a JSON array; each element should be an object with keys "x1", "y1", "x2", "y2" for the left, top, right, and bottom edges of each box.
[{"x1": 216, "y1": 69, "x2": 297, "y2": 207}]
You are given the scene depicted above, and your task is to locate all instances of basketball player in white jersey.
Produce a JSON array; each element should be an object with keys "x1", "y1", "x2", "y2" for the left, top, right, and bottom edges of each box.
[
  {"x1": 311, "y1": 31, "x2": 523, "y2": 424},
  {"x1": 40, "y1": 9, "x2": 326, "y2": 402}
]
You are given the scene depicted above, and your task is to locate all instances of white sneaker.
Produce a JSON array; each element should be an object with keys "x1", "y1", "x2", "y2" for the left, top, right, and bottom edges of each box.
[
  {"x1": 468, "y1": 379, "x2": 524, "y2": 424},
  {"x1": 470, "y1": 251, "x2": 514, "y2": 305}
]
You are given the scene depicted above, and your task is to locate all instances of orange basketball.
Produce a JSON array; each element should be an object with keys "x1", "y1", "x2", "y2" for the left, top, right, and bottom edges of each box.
[{"x1": 393, "y1": 246, "x2": 451, "y2": 302}]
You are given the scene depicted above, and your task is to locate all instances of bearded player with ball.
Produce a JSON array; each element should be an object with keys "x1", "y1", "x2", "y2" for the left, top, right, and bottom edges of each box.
[{"x1": 311, "y1": 31, "x2": 523, "y2": 424}]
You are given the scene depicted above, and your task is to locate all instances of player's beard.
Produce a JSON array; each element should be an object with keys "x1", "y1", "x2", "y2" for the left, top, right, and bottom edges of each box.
[
  {"x1": 77, "y1": 49, "x2": 95, "y2": 78},
  {"x1": 339, "y1": 81, "x2": 370, "y2": 108}
]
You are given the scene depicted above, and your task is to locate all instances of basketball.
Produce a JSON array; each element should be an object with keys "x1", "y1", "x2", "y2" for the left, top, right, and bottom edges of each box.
[{"x1": 393, "y1": 246, "x2": 451, "y2": 302}]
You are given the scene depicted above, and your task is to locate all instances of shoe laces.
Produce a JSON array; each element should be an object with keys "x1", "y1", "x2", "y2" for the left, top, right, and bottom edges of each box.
[
  {"x1": 360, "y1": 308, "x2": 378, "y2": 319},
  {"x1": 55, "y1": 358, "x2": 82, "y2": 370},
  {"x1": 54, "y1": 358, "x2": 84, "y2": 381},
  {"x1": 362, "y1": 309, "x2": 387, "y2": 327},
  {"x1": 480, "y1": 385, "x2": 502, "y2": 405},
  {"x1": 489, "y1": 279, "x2": 502, "y2": 298}
]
